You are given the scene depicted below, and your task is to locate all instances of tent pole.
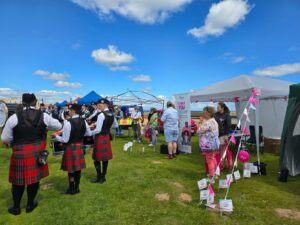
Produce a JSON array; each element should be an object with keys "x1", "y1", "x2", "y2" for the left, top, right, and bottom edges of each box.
[{"x1": 255, "y1": 97, "x2": 261, "y2": 175}]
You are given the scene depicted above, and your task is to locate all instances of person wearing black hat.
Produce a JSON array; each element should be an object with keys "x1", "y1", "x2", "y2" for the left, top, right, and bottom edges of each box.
[
  {"x1": 90, "y1": 99, "x2": 118, "y2": 184},
  {"x1": 53, "y1": 104, "x2": 92, "y2": 194},
  {"x1": 1, "y1": 93, "x2": 61, "y2": 215},
  {"x1": 86, "y1": 102, "x2": 100, "y2": 123}
]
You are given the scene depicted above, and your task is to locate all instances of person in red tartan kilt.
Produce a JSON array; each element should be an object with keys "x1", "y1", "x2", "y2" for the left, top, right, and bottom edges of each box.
[
  {"x1": 90, "y1": 98, "x2": 118, "y2": 184},
  {"x1": 1, "y1": 93, "x2": 61, "y2": 216},
  {"x1": 53, "y1": 104, "x2": 92, "y2": 194}
]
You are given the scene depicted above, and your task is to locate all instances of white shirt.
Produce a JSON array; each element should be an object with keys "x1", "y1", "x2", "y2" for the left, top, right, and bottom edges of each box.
[
  {"x1": 0, "y1": 102, "x2": 7, "y2": 127},
  {"x1": 87, "y1": 109, "x2": 99, "y2": 120},
  {"x1": 91, "y1": 109, "x2": 118, "y2": 136},
  {"x1": 55, "y1": 115, "x2": 92, "y2": 143},
  {"x1": 1, "y1": 108, "x2": 62, "y2": 143}
]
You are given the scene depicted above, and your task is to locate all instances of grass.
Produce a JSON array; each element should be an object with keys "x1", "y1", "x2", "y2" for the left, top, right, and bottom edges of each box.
[{"x1": 0, "y1": 132, "x2": 299, "y2": 225}]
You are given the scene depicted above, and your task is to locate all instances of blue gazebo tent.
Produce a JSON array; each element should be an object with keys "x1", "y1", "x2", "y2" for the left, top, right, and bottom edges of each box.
[
  {"x1": 56, "y1": 100, "x2": 68, "y2": 108},
  {"x1": 77, "y1": 91, "x2": 102, "y2": 105}
]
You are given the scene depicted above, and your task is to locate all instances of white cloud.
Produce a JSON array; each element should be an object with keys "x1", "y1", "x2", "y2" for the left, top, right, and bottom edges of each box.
[
  {"x1": 55, "y1": 81, "x2": 82, "y2": 88},
  {"x1": 72, "y1": 41, "x2": 81, "y2": 50},
  {"x1": 37, "y1": 90, "x2": 80, "y2": 103},
  {"x1": 289, "y1": 46, "x2": 300, "y2": 52},
  {"x1": 129, "y1": 75, "x2": 151, "y2": 82},
  {"x1": 0, "y1": 88, "x2": 18, "y2": 97},
  {"x1": 71, "y1": 0, "x2": 192, "y2": 24},
  {"x1": 109, "y1": 65, "x2": 130, "y2": 71},
  {"x1": 232, "y1": 56, "x2": 245, "y2": 64},
  {"x1": 0, "y1": 88, "x2": 80, "y2": 103},
  {"x1": 34, "y1": 70, "x2": 70, "y2": 80},
  {"x1": 188, "y1": 0, "x2": 252, "y2": 41},
  {"x1": 92, "y1": 45, "x2": 134, "y2": 67},
  {"x1": 34, "y1": 70, "x2": 49, "y2": 76},
  {"x1": 253, "y1": 62, "x2": 300, "y2": 77},
  {"x1": 141, "y1": 87, "x2": 152, "y2": 93},
  {"x1": 157, "y1": 95, "x2": 166, "y2": 100}
]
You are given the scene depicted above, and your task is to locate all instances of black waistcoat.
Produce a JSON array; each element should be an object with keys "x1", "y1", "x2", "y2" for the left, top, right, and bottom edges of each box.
[
  {"x1": 13, "y1": 109, "x2": 47, "y2": 145},
  {"x1": 68, "y1": 117, "x2": 86, "y2": 144},
  {"x1": 100, "y1": 111, "x2": 114, "y2": 135}
]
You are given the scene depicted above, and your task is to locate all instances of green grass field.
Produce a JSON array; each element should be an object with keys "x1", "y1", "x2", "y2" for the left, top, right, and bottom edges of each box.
[{"x1": 0, "y1": 133, "x2": 299, "y2": 225}]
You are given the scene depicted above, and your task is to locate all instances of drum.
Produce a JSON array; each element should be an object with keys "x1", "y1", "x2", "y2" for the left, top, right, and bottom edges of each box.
[
  {"x1": 50, "y1": 141, "x2": 66, "y2": 155},
  {"x1": 83, "y1": 136, "x2": 94, "y2": 147}
]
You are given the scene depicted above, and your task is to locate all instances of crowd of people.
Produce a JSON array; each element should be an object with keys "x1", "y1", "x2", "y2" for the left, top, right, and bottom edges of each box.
[
  {"x1": 0, "y1": 92, "x2": 231, "y2": 216},
  {"x1": 1, "y1": 94, "x2": 117, "y2": 215}
]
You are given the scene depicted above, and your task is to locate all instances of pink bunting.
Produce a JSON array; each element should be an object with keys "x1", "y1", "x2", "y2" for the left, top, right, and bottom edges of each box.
[
  {"x1": 252, "y1": 88, "x2": 261, "y2": 97},
  {"x1": 230, "y1": 135, "x2": 236, "y2": 145},
  {"x1": 243, "y1": 127, "x2": 248, "y2": 135},
  {"x1": 208, "y1": 184, "x2": 215, "y2": 195},
  {"x1": 249, "y1": 96, "x2": 258, "y2": 104},
  {"x1": 227, "y1": 176, "x2": 232, "y2": 186},
  {"x1": 233, "y1": 96, "x2": 240, "y2": 103}
]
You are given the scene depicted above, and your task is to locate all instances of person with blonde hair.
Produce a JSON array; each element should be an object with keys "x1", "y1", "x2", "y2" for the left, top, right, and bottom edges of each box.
[{"x1": 198, "y1": 106, "x2": 220, "y2": 182}]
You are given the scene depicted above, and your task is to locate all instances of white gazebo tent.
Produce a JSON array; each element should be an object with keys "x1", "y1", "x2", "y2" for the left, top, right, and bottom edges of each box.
[{"x1": 175, "y1": 75, "x2": 292, "y2": 168}]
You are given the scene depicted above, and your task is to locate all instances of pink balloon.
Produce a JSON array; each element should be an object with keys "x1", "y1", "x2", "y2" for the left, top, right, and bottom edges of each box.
[{"x1": 238, "y1": 150, "x2": 250, "y2": 163}]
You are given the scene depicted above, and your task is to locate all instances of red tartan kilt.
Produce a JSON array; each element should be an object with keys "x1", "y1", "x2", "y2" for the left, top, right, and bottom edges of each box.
[
  {"x1": 61, "y1": 142, "x2": 86, "y2": 172},
  {"x1": 93, "y1": 134, "x2": 113, "y2": 161},
  {"x1": 9, "y1": 141, "x2": 49, "y2": 185}
]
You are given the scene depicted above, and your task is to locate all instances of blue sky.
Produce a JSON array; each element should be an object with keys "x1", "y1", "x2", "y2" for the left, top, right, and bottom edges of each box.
[{"x1": 0, "y1": 0, "x2": 300, "y2": 104}]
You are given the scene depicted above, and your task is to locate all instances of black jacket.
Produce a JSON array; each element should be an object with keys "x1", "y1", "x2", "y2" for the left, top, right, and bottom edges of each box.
[{"x1": 215, "y1": 112, "x2": 231, "y2": 137}]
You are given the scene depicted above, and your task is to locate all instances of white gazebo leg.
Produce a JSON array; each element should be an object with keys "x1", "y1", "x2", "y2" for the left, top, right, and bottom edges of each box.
[{"x1": 255, "y1": 97, "x2": 261, "y2": 175}]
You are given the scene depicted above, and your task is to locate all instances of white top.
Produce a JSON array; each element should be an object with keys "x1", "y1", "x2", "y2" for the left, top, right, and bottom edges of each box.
[
  {"x1": 0, "y1": 102, "x2": 7, "y2": 127},
  {"x1": 55, "y1": 115, "x2": 92, "y2": 143},
  {"x1": 87, "y1": 109, "x2": 100, "y2": 120},
  {"x1": 91, "y1": 108, "x2": 118, "y2": 136},
  {"x1": 1, "y1": 107, "x2": 62, "y2": 143}
]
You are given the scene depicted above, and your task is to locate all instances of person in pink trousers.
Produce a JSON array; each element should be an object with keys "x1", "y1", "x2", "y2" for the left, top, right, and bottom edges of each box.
[{"x1": 198, "y1": 106, "x2": 220, "y2": 183}]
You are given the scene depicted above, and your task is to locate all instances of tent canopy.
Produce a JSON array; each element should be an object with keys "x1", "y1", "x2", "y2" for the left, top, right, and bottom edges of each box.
[
  {"x1": 56, "y1": 100, "x2": 68, "y2": 107},
  {"x1": 77, "y1": 91, "x2": 102, "y2": 105},
  {"x1": 280, "y1": 83, "x2": 300, "y2": 176},
  {"x1": 186, "y1": 75, "x2": 292, "y2": 102}
]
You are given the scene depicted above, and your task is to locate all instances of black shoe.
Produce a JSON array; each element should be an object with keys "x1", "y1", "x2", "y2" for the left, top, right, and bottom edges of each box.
[
  {"x1": 91, "y1": 177, "x2": 100, "y2": 183},
  {"x1": 26, "y1": 202, "x2": 38, "y2": 213},
  {"x1": 73, "y1": 188, "x2": 80, "y2": 194},
  {"x1": 64, "y1": 188, "x2": 75, "y2": 195},
  {"x1": 99, "y1": 175, "x2": 106, "y2": 184},
  {"x1": 8, "y1": 206, "x2": 21, "y2": 216}
]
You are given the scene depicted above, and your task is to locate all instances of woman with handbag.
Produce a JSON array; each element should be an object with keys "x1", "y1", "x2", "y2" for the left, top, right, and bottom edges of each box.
[{"x1": 198, "y1": 106, "x2": 220, "y2": 183}]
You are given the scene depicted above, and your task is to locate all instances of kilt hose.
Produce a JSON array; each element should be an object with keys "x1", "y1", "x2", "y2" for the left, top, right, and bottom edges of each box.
[
  {"x1": 61, "y1": 142, "x2": 86, "y2": 173},
  {"x1": 9, "y1": 141, "x2": 48, "y2": 186},
  {"x1": 93, "y1": 134, "x2": 113, "y2": 162}
]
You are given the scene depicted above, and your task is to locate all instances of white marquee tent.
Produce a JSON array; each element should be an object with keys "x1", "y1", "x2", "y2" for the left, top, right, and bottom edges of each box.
[{"x1": 175, "y1": 75, "x2": 292, "y2": 165}]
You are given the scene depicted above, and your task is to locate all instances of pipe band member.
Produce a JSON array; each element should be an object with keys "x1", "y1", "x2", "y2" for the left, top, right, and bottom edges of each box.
[
  {"x1": 90, "y1": 98, "x2": 118, "y2": 184},
  {"x1": 1, "y1": 93, "x2": 61, "y2": 216},
  {"x1": 53, "y1": 104, "x2": 92, "y2": 195}
]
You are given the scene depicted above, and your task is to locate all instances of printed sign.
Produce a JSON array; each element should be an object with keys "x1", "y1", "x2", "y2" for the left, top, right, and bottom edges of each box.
[
  {"x1": 243, "y1": 169, "x2": 251, "y2": 178},
  {"x1": 226, "y1": 174, "x2": 233, "y2": 185},
  {"x1": 219, "y1": 199, "x2": 233, "y2": 212},
  {"x1": 244, "y1": 162, "x2": 253, "y2": 170},
  {"x1": 197, "y1": 179, "x2": 207, "y2": 190},
  {"x1": 175, "y1": 94, "x2": 192, "y2": 153},
  {"x1": 251, "y1": 165, "x2": 258, "y2": 174},
  {"x1": 200, "y1": 190, "x2": 209, "y2": 200},
  {"x1": 207, "y1": 194, "x2": 214, "y2": 205},
  {"x1": 234, "y1": 170, "x2": 241, "y2": 181},
  {"x1": 219, "y1": 179, "x2": 229, "y2": 189}
]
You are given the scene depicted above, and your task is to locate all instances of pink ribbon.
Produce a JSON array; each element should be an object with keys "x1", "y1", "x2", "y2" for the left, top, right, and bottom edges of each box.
[{"x1": 230, "y1": 135, "x2": 236, "y2": 145}]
